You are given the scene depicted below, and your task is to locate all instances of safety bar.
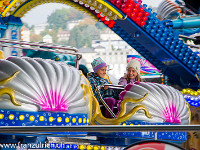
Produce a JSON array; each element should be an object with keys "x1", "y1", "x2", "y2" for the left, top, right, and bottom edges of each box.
[
  {"x1": 95, "y1": 84, "x2": 117, "y2": 118},
  {"x1": 103, "y1": 84, "x2": 125, "y2": 90},
  {"x1": 0, "y1": 38, "x2": 82, "y2": 68},
  {"x1": 185, "y1": 43, "x2": 200, "y2": 49},
  {"x1": 179, "y1": 34, "x2": 196, "y2": 40},
  {"x1": 0, "y1": 38, "x2": 78, "y2": 52}
]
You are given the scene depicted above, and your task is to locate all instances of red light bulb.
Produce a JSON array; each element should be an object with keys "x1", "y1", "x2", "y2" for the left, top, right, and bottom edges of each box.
[
  {"x1": 140, "y1": 8, "x2": 144, "y2": 12},
  {"x1": 144, "y1": 12, "x2": 149, "y2": 16},
  {"x1": 121, "y1": 4, "x2": 126, "y2": 8},
  {"x1": 110, "y1": 0, "x2": 115, "y2": 3},
  {"x1": 135, "y1": 17, "x2": 140, "y2": 22},
  {"x1": 108, "y1": 24, "x2": 114, "y2": 28},
  {"x1": 115, "y1": 0, "x2": 121, "y2": 7},
  {"x1": 128, "y1": 4, "x2": 133, "y2": 8},
  {"x1": 123, "y1": 0, "x2": 128, "y2": 3},
  {"x1": 135, "y1": 3, "x2": 139, "y2": 8},
  {"x1": 129, "y1": 0, "x2": 135, "y2": 4},
  {"x1": 130, "y1": 12, "x2": 136, "y2": 18},
  {"x1": 140, "y1": 21, "x2": 145, "y2": 26},
  {"x1": 142, "y1": 16, "x2": 147, "y2": 21},
  {"x1": 109, "y1": 20, "x2": 115, "y2": 25},
  {"x1": 97, "y1": 13, "x2": 102, "y2": 18},
  {"x1": 133, "y1": 8, "x2": 138, "y2": 13},
  {"x1": 100, "y1": 16, "x2": 106, "y2": 21},
  {"x1": 126, "y1": 8, "x2": 131, "y2": 13},
  {"x1": 104, "y1": 21, "x2": 109, "y2": 25},
  {"x1": 138, "y1": 12, "x2": 143, "y2": 17}
]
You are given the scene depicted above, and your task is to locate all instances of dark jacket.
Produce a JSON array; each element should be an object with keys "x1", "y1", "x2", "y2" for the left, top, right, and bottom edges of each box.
[{"x1": 87, "y1": 72, "x2": 118, "y2": 102}]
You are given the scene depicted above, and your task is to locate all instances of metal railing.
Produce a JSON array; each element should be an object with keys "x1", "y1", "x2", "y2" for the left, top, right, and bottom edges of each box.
[
  {"x1": 0, "y1": 125, "x2": 199, "y2": 134},
  {"x1": 0, "y1": 38, "x2": 82, "y2": 68}
]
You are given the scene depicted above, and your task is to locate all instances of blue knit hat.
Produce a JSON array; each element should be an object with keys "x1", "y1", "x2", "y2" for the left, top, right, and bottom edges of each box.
[{"x1": 91, "y1": 57, "x2": 107, "y2": 72}]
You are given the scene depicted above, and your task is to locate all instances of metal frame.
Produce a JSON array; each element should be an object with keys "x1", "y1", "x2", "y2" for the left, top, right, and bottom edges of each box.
[
  {"x1": 0, "y1": 38, "x2": 82, "y2": 68},
  {"x1": 0, "y1": 125, "x2": 199, "y2": 134},
  {"x1": 95, "y1": 84, "x2": 117, "y2": 118}
]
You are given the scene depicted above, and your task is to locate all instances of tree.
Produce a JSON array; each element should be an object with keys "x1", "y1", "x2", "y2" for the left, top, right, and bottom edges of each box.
[
  {"x1": 95, "y1": 22, "x2": 106, "y2": 30},
  {"x1": 67, "y1": 8, "x2": 84, "y2": 21},
  {"x1": 47, "y1": 8, "x2": 84, "y2": 30},
  {"x1": 47, "y1": 8, "x2": 69, "y2": 29},
  {"x1": 79, "y1": 17, "x2": 96, "y2": 26},
  {"x1": 67, "y1": 25, "x2": 93, "y2": 48},
  {"x1": 68, "y1": 27, "x2": 83, "y2": 48},
  {"x1": 40, "y1": 26, "x2": 50, "y2": 37},
  {"x1": 58, "y1": 40, "x2": 68, "y2": 46},
  {"x1": 39, "y1": 25, "x2": 58, "y2": 43},
  {"x1": 82, "y1": 35, "x2": 92, "y2": 47}
]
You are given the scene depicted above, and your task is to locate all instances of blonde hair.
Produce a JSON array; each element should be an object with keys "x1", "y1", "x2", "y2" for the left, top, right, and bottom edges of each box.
[{"x1": 125, "y1": 74, "x2": 142, "y2": 82}]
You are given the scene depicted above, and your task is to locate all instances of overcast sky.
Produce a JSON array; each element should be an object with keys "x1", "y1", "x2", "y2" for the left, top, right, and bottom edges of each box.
[{"x1": 21, "y1": 0, "x2": 164, "y2": 26}]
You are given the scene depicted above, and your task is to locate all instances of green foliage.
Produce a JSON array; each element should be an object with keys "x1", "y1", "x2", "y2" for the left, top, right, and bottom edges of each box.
[
  {"x1": 82, "y1": 25, "x2": 100, "y2": 40},
  {"x1": 95, "y1": 22, "x2": 106, "y2": 30},
  {"x1": 47, "y1": 8, "x2": 84, "y2": 30},
  {"x1": 67, "y1": 25, "x2": 93, "y2": 48},
  {"x1": 40, "y1": 26, "x2": 50, "y2": 37},
  {"x1": 28, "y1": 7, "x2": 107, "y2": 47},
  {"x1": 58, "y1": 40, "x2": 68, "y2": 46}
]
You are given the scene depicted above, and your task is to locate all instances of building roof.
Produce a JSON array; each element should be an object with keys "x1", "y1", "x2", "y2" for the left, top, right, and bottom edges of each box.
[
  {"x1": 43, "y1": 34, "x2": 52, "y2": 39},
  {"x1": 78, "y1": 47, "x2": 96, "y2": 53},
  {"x1": 58, "y1": 30, "x2": 70, "y2": 35},
  {"x1": 21, "y1": 25, "x2": 29, "y2": 31},
  {"x1": 94, "y1": 45, "x2": 106, "y2": 49}
]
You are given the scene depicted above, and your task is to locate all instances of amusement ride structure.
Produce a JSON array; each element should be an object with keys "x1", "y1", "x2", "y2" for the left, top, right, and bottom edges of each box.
[{"x1": 0, "y1": 0, "x2": 199, "y2": 149}]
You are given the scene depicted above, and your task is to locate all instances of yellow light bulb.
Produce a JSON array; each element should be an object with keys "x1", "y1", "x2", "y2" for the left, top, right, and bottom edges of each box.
[
  {"x1": 57, "y1": 117, "x2": 62, "y2": 122},
  {"x1": 0, "y1": 114, "x2": 4, "y2": 119},
  {"x1": 101, "y1": 146, "x2": 105, "y2": 150},
  {"x1": 182, "y1": 89, "x2": 186, "y2": 93},
  {"x1": 29, "y1": 116, "x2": 35, "y2": 121},
  {"x1": 9, "y1": 114, "x2": 14, "y2": 120},
  {"x1": 87, "y1": 145, "x2": 92, "y2": 150},
  {"x1": 83, "y1": 118, "x2": 86, "y2": 123},
  {"x1": 187, "y1": 89, "x2": 191, "y2": 93},
  {"x1": 80, "y1": 145, "x2": 85, "y2": 150},
  {"x1": 39, "y1": 116, "x2": 45, "y2": 121},
  {"x1": 78, "y1": 118, "x2": 82, "y2": 123},
  {"x1": 72, "y1": 118, "x2": 76, "y2": 123},
  {"x1": 65, "y1": 117, "x2": 69, "y2": 123},
  {"x1": 94, "y1": 145, "x2": 99, "y2": 150},
  {"x1": 49, "y1": 117, "x2": 54, "y2": 122},
  {"x1": 19, "y1": 115, "x2": 24, "y2": 120}
]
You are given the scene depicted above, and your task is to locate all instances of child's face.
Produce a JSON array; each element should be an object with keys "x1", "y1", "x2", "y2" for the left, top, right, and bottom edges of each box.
[
  {"x1": 96, "y1": 66, "x2": 107, "y2": 78},
  {"x1": 127, "y1": 67, "x2": 138, "y2": 79},
  {"x1": 187, "y1": 119, "x2": 200, "y2": 150},
  {"x1": 187, "y1": 131, "x2": 200, "y2": 150}
]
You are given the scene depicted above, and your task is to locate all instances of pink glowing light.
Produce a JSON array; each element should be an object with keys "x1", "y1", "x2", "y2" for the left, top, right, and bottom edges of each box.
[
  {"x1": 164, "y1": 104, "x2": 180, "y2": 124},
  {"x1": 37, "y1": 90, "x2": 68, "y2": 112}
]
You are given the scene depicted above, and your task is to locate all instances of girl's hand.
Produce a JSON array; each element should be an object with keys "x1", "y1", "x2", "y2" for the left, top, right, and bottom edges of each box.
[{"x1": 104, "y1": 86, "x2": 109, "y2": 90}]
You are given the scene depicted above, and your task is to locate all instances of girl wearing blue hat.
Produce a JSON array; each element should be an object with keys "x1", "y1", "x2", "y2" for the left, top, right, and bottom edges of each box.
[{"x1": 87, "y1": 57, "x2": 119, "y2": 118}]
